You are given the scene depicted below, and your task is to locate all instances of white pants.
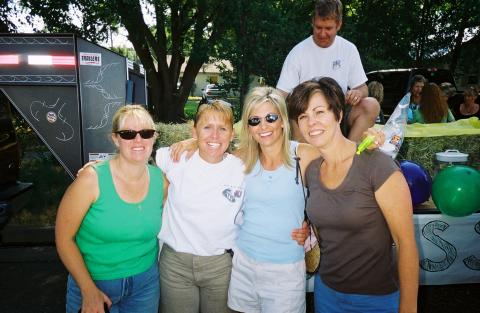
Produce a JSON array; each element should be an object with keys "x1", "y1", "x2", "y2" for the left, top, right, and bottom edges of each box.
[{"x1": 228, "y1": 247, "x2": 306, "y2": 313}]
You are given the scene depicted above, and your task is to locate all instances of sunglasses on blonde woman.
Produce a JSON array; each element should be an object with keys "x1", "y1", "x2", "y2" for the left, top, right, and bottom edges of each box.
[
  {"x1": 247, "y1": 113, "x2": 280, "y2": 126},
  {"x1": 114, "y1": 129, "x2": 156, "y2": 140}
]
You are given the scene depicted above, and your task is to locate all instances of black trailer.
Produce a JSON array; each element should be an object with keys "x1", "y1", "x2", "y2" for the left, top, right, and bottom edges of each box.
[{"x1": 0, "y1": 33, "x2": 147, "y2": 227}]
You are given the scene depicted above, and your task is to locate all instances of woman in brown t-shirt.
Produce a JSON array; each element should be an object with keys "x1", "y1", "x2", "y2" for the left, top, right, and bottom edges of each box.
[{"x1": 287, "y1": 77, "x2": 419, "y2": 313}]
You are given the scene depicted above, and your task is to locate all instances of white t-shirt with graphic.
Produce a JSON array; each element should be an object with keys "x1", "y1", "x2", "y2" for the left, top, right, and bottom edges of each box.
[
  {"x1": 156, "y1": 148, "x2": 245, "y2": 256},
  {"x1": 277, "y1": 35, "x2": 367, "y2": 94}
]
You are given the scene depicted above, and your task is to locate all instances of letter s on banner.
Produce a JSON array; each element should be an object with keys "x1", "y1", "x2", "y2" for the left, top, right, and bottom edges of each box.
[
  {"x1": 463, "y1": 221, "x2": 480, "y2": 271},
  {"x1": 420, "y1": 220, "x2": 457, "y2": 272}
]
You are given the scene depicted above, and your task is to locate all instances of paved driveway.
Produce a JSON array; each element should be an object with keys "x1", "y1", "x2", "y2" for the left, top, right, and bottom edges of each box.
[{"x1": 0, "y1": 245, "x2": 66, "y2": 313}]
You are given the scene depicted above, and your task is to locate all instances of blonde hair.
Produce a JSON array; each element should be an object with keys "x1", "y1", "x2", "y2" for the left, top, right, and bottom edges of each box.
[
  {"x1": 112, "y1": 104, "x2": 155, "y2": 133},
  {"x1": 368, "y1": 81, "x2": 384, "y2": 104},
  {"x1": 194, "y1": 100, "x2": 234, "y2": 128},
  {"x1": 238, "y1": 87, "x2": 292, "y2": 173}
]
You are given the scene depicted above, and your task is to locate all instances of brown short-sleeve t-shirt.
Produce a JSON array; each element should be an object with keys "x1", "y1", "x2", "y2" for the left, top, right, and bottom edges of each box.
[{"x1": 306, "y1": 150, "x2": 400, "y2": 294}]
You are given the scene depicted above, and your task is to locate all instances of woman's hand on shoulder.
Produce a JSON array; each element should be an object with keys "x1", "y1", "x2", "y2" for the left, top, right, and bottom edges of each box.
[
  {"x1": 169, "y1": 138, "x2": 198, "y2": 162},
  {"x1": 363, "y1": 127, "x2": 385, "y2": 150},
  {"x1": 76, "y1": 160, "x2": 102, "y2": 177}
]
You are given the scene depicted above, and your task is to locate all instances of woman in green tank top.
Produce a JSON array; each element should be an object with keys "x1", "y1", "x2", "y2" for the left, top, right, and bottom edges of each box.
[{"x1": 56, "y1": 105, "x2": 165, "y2": 313}]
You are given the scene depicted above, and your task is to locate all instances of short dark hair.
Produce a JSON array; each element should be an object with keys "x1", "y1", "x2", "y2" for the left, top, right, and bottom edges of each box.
[
  {"x1": 314, "y1": 0, "x2": 343, "y2": 22},
  {"x1": 409, "y1": 75, "x2": 427, "y2": 91},
  {"x1": 287, "y1": 77, "x2": 345, "y2": 123}
]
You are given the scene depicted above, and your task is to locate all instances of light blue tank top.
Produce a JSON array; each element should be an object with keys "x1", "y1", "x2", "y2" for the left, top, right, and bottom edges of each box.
[{"x1": 236, "y1": 141, "x2": 305, "y2": 263}]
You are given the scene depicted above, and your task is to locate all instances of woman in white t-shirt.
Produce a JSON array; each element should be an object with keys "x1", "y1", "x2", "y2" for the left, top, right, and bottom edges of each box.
[{"x1": 155, "y1": 101, "x2": 245, "y2": 313}]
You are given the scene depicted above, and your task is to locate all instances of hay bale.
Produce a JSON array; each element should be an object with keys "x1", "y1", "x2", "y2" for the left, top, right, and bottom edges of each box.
[
  {"x1": 156, "y1": 122, "x2": 192, "y2": 147},
  {"x1": 398, "y1": 135, "x2": 480, "y2": 175}
]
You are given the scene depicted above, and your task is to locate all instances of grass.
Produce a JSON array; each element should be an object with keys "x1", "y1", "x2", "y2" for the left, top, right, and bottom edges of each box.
[
  {"x1": 184, "y1": 99, "x2": 198, "y2": 120},
  {"x1": 185, "y1": 97, "x2": 242, "y2": 122}
]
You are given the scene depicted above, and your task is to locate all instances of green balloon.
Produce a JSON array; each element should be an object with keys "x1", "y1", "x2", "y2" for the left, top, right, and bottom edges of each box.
[{"x1": 432, "y1": 165, "x2": 480, "y2": 217}]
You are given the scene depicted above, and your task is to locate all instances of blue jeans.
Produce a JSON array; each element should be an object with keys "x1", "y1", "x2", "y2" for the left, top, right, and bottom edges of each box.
[
  {"x1": 66, "y1": 262, "x2": 160, "y2": 313},
  {"x1": 314, "y1": 274, "x2": 399, "y2": 313}
]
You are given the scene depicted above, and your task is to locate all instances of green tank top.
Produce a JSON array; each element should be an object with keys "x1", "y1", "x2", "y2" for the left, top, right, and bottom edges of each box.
[{"x1": 76, "y1": 161, "x2": 163, "y2": 280}]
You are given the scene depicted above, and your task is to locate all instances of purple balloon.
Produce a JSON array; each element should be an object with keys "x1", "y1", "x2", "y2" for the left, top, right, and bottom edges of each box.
[{"x1": 400, "y1": 160, "x2": 432, "y2": 206}]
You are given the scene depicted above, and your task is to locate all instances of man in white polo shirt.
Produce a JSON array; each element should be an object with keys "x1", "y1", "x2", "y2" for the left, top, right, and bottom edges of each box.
[{"x1": 277, "y1": 0, "x2": 379, "y2": 142}]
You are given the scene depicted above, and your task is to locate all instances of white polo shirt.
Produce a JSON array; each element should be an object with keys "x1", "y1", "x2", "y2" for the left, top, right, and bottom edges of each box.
[
  {"x1": 156, "y1": 148, "x2": 245, "y2": 256},
  {"x1": 277, "y1": 35, "x2": 367, "y2": 94}
]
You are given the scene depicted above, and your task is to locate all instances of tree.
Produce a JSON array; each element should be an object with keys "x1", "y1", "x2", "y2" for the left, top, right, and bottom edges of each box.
[
  {"x1": 1, "y1": 0, "x2": 17, "y2": 32},
  {"x1": 342, "y1": 0, "x2": 479, "y2": 75},
  {"x1": 215, "y1": 0, "x2": 311, "y2": 108},
  {"x1": 21, "y1": 0, "x2": 235, "y2": 122}
]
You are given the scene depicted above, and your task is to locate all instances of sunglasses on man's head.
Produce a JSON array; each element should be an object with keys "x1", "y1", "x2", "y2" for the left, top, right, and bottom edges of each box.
[
  {"x1": 114, "y1": 129, "x2": 156, "y2": 140},
  {"x1": 247, "y1": 113, "x2": 280, "y2": 127}
]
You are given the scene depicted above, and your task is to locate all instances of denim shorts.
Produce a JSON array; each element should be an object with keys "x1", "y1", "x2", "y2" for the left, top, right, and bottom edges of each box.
[
  {"x1": 66, "y1": 261, "x2": 160, "y2": 313},
  {"x1": 314, "y1": 274, "x2": 399, "y2": 313}
]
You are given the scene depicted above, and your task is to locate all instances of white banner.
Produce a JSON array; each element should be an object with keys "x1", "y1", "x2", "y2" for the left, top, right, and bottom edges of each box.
[
  {"x1": 415, "y1": 213, "x2": 480, "y2": 285},
  {"x1": 306, "y1": 212, "x2": 480, "y2": 291}
]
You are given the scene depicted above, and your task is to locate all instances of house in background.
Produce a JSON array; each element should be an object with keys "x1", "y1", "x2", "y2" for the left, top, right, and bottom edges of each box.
[
  {"x1": 169, "y1": 56, "x2": 265, "y2": 97},
  {"x1": 172, "y1": 56, "x2": 232, "y2": 97}
]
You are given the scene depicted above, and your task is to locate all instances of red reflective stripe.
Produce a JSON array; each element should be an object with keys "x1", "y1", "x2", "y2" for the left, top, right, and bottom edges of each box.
[
  {"x1": 0, "y1": 54, "x2": 19, "y2": 64},
  {"x1": 52, "y1": 56, "x2": 76, "y2": 65}
]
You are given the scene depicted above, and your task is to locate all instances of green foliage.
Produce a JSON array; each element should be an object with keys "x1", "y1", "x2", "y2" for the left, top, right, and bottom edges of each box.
[
  {"x1": 342, "y1": 0, "x2": 480, "y2": 72},
  {"x1": 0, "y1": 0, "x2": 16, "y2": 32},
  {"x1": 215, "y1": 0, "x2": 312, "y2": 105},
  {"x1": 155, "y1": 122, "x2": 193, "y2": 148},
  {"x1": 19, "y1": 0, "x2": 237, "y2": 123},
  {"x1": 13, "y1": 0, "x2": 480, "y2": 117},
  {"x1": 184, "y1": 100, "x2": 198, "y2": 120},
  {"x1": 111, "y1": 46, "x2": 140, "y2": 63}
]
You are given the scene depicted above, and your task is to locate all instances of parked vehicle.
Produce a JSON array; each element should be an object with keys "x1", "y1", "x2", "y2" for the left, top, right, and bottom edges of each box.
[
  {"x1": 366, "y1": 68, "x2": 463, "y2": 118},
  {"x1": 199, "y1": 84, "x2": 228, "y2": 105}
]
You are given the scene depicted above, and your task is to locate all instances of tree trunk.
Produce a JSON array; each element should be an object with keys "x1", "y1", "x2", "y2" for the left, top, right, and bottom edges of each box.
[{"x1": 449, "y1": 4, "x2": 468, "y2": 74}]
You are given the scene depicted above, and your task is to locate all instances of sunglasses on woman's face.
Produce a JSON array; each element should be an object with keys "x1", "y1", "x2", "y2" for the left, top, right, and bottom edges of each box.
[
  {"x1": 114, "y1": 129, "x2": 156, "y2": 140},
  {"x1": 247, "y1": 113, "x2": 280, "y2": 127}
]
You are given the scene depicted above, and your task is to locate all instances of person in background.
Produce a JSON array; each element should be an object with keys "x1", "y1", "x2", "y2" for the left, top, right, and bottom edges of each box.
[
  {"x1": 288, "y1": 77, "x2": 419, "y2": 313},
  {"x1": 367, "y1": 81, "x2": 386, "y2": 124},
  {"x1": 56, "y1": 105, "x2": 164, "y2": 313},
  {"x1": 156, "y1": 101, "x2": 245, "y2": 313},
  {"x1": 412, "y1": 83, "x2": 455, "y2": 124},
  {"x1": 277, "y1": 0, "x2": 380, "y2": 142},
  {"x1": 456, "y1": 86, "x2": 480, "y2": 119},
  {"x1": 439, "y1": 82, "x2": 456, "y2": 102},
  {"x1": 398, "y1": 75, "x2": 427, "y2": 123}
]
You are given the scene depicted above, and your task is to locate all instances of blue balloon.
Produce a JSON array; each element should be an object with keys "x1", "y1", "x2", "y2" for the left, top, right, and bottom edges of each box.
[{"x1": 400, "y1": 160, "x2": 432, "y2": 206}]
